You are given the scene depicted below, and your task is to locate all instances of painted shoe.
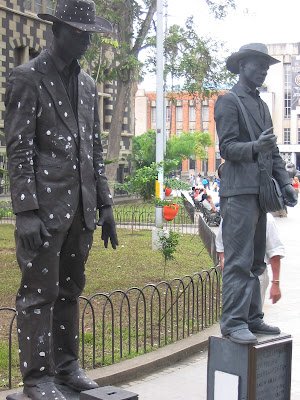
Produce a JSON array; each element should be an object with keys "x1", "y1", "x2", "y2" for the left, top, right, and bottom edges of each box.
[
  {"x1": 55, "y1": 367, "x2": 99, "y2": 392},
  {"x1": 24, "y1": 382, "x2": 67, "y2": 400},
  {"x1": 250, "y1": 321, "x2": 280, "y2": 335},
  {"x1": 227, "y1": 328, "x2": 258, "y2": 344}
]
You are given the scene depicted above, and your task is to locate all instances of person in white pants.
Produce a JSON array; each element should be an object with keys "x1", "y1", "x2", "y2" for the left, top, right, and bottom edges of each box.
[{"x1": 216, "y1": 213, "x2": 285, "y2": 305}]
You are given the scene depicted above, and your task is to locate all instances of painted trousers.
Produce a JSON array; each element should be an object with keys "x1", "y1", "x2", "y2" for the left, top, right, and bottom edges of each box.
[
  {"x1": 220, "y1": 194, "x2": 266, "y2": 336},
  {"x1": 15, "y1": 205, "x2": 94, "y2": 386}
]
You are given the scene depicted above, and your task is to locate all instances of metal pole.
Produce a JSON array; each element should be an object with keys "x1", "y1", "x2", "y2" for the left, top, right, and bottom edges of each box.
[{"x1": 155, "y1": 0, "x2": 164, "y2": 227}]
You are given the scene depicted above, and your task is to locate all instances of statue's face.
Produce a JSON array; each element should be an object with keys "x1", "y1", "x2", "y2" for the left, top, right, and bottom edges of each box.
[
  {"x1": 240, "y1": 55, "x2": 270, "y2": 88},
  {"x1": 55, "y1": 24, "x2": 93, "y2": 61}
]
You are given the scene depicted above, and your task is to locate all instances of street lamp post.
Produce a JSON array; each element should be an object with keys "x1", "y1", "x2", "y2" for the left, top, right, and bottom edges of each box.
[
  {"x1": 155, "y1": 0, "x2": 164, "y2": 227},
  {"x1": 152, "y1": 0, "x2": 164, "y2": 248}
]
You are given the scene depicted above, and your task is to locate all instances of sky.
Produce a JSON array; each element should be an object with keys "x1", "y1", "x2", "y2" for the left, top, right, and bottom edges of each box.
[{"x1": 139, "y1": 0, "x2": 300, "y2": 90}]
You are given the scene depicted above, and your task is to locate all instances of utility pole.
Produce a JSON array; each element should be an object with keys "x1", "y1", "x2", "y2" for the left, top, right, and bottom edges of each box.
[
  {"x1": 152, "y1": 0, "x2": 164, "y2": 248},
  {"x1": 155, "y1": 0, "x2": 164, "y2": 227}
]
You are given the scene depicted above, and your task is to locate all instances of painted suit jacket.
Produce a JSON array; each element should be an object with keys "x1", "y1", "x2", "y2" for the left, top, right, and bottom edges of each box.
[
  {"x1": 214, "y1": 82, "x2": 290, "y2": 197},
  {"x1": 4, "y1": 50, "x2": 113, "y2": 231}
]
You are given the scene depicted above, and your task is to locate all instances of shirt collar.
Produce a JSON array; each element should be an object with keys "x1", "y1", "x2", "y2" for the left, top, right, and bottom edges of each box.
[
  {"x1": 48, "y1": 47, "x2": 80, "y2": 77},
  {"x1": 239, "y1": 82, "x2": 260, "y2": 98}
]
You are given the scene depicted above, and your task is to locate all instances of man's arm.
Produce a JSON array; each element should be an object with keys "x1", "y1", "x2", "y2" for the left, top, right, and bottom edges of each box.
[
  {"x1": 5, "y1": 68, "x2": 39, "y2": 214},
  {"x1": 5, "y1": 68, "x2": 51, "y2": 250},
  {"x1": 269, "y1": 255, "x2": 281, "y2": 304},
  {"x1": 91, "y1": 83, "x2": 118, "y2": 249}
]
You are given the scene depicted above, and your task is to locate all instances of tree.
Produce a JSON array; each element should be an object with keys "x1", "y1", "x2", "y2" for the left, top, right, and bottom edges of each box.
[
  {"x1": 84, "y1": 0, "x2": 237, "y2": 187},
  {"x1": 166, "y1": 131, "x2": 213, "y2": 165},
  {"x1": 157, "y1": 227, "x2": 180, "y2": 277},
  {"x1": 132, "y1": 129, "x2": 214, "y2": 171},
  {"x1": 132, "y1": 129, "x2": 156, "y2": 170}
]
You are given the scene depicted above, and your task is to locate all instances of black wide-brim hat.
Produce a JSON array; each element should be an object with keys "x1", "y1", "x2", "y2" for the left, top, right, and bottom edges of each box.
[
  {"x1": 38, "y1": 0, "x2": 113, "y2": 33},
  {"x1": 226, "y1": 43, "x2": 280, "y2": 74}
]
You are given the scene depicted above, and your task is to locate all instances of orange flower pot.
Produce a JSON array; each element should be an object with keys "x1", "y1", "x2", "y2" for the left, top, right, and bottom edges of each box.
[
  {"x1": 163, "y1": 204, "x2": 179, "y2": 221},
  {"x1": 165, "y1": 187, "x2": 172, "y2": 196}
]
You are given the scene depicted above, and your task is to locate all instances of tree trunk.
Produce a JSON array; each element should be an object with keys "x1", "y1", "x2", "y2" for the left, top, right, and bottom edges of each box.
[{"x1": 105, "y1": 78, "x2": 131, "y2": 190}]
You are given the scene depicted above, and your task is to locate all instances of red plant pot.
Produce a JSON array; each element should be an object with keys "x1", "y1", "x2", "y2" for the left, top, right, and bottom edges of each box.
[
  {"x1": 165, "y1": 187, "x2": 172, "y2": 196},
  {"x1": 163, "y1": 204, "x2": 179, "y2": 221}
]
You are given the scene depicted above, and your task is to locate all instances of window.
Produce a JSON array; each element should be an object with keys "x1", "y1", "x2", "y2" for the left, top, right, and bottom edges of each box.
[
  {"x1": 284, "y1": 92, "x2": 291, "y2": 119},
  {"x1": 176, "y1": 106, "x2": 183, "y2": 122},
  {"x1": 189, "y1": 106, "x2": 196, "y2": 122},
  {"x1": 284, "y1": 64, "x2": 291, "y2": 119},
  {"x1": 14, "y1": 47, "x2": 26, "y2": 66},
  {"x1": 202, "y1": 105, "x2": 209, "y2": 122},
  {"x1": 46, "y1": 0, "x2": 54, "y2": 13},
  {"x1": 176, "y1": 129, "x2": 182, "y2": 137},
  {"x1": 298, "y1": 128, "x2": 300, "y2": 145},
  {"x1": 151, "y1": 107, "x2": 156, "y2": 123},
  {"x1": 14, "y1": 46, "x2": 40, "y2": 66},
  {"x1": 284, "y1": 128, "x2": 291, "y2": 144},
  {"x1": 166, "y1": 106, "x2": 170, "y2": 123},
  {"x1": 189, "y1": 158, "x2": 196, "y2": 170},
  {"x1": 25, "y1": 0, "x2": 54, "y2": 14}
]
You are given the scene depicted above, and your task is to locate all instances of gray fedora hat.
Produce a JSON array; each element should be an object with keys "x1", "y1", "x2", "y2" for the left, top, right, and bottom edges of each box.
[
  {"x1": 38, "y1": 0, "x2": 113, "y2": 34},
  {"x1": 226, "y1": 43, "x2": 280, "y2": 74}
]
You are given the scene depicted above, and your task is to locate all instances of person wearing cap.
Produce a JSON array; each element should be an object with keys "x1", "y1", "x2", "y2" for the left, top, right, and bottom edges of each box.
[
  {"x1": 4, "y1": 1, "x2": 117, "y2": 399},
  {"x1": 214, "y1": 43, "x2": 297, "y2": 345}
]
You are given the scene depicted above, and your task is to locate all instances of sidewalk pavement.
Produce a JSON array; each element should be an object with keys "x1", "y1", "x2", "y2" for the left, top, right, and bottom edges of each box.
[{"x1": 119, "y1": 203, "x2": 300, "y2": 400}]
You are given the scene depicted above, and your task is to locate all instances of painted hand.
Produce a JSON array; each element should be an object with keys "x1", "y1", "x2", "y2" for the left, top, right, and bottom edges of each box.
[{"x1": 97, "y1": 206, "x2": 118, "y2": 249}]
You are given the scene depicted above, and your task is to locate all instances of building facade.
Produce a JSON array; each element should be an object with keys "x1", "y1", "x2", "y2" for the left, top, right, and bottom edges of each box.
[
  {"x1": 263, "y1": 43, "x2": 300, "y2": 170},
  {"x1": 0, "y1": 0, "x2": 133, "y2": 184},
  {"x1": 0, "y1": 0, "x2": 53, "y2": 138},
  {"x1": 135, "y1": 89, "x2": 221, "y2": 179}
]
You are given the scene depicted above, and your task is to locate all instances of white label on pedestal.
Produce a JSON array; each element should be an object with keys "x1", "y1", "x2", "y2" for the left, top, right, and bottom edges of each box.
[{"x1": 214, "y1": 370, "x2": 239, "y2": 400}]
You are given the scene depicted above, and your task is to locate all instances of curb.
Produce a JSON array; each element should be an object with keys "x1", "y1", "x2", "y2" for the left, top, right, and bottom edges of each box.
[{"x1": 0, "y1": 324, "x2": 220, "y2": 399}]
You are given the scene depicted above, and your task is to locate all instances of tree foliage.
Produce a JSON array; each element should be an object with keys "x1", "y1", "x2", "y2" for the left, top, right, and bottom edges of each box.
[
  {"x1": 132, "y1": 129, "x2": 214, "y2": 171},
  {"x1": 146, "y1": 16, "x2": 235, "y2": 97},
  {"x1": 132, "y1": 129, "x2": 156, "y2": 170},
  {"x1": 82, "y1": 0, "x2": 237, "y2": 185}
]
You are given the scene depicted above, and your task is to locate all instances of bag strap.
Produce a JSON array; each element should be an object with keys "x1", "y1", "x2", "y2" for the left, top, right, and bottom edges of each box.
[{"x1": 228, "y1": 90, "x2": 266, "y2": 170}]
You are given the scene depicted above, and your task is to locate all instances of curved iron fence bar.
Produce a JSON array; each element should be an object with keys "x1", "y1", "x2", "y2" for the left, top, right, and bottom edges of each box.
[
  {"x1": 168, "y1": 278, "x2": 184, "y2": 341},
  {"x1": 0, "y1": 307, "x2": 16, "y2": 389},
  {"x1": 141, "y1": 283, "x2": 161, "y2": 347},
  {"x1": 194, "y1": 271, "x2": 206, "y2": 330},
  {"x1": 187, "y1": 278, "x2": 195, "y2": 335},
  {"x1": 191, "y1": 271, "x2": 208, "y2": 331},
  {"x1": 200, "y1": 270, "x2": 211, "y2": 327},
  {"x1": 125, "y1": 287, "x2": 147, "y2": 354},
  {"x1": 155, "y1": 281, "x2": 174, "y2": 345},
  {"x1": 177, "y1": 275, "x2": 194, "y2": 338},
  {"x1": 87, "y1": 293, "x2": 114, "y2": 365},
  {"x1": 209, "y1": 265, "x2": 222, "y2": 322},
  {"x1": 116, "y1": 290, "x2": 131, "y2": 359},
  {"x1": 79, "y1": 296, "x2": 96, "y2": 369}
]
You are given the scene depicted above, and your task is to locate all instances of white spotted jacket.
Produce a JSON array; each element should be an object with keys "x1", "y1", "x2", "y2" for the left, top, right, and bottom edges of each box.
[{"x1": 5, "y1": 50, "x2": 113, "y2": 231}]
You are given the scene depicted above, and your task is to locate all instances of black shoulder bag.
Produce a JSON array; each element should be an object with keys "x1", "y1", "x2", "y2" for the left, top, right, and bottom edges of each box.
[{"x1": 229, "y1": 91, "x2": 284, "y2": 212}]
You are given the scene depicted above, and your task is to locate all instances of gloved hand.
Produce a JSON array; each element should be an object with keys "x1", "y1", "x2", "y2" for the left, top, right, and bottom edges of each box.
[
  {"x1": 97, "y1": 206, "x2": 118, "y2": 249},
  {"x1": 16, "y1": 210, "x2": 51, "y2": 251},
  {"x1": 253, "y1": 127, "x2": 277, "y2": 154},
  {"x1": 281, "y1": 184, "x2": 298, "y2": 207}
]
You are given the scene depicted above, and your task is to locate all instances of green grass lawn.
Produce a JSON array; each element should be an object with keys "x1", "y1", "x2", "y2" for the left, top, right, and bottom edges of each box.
[{"x1": 0, "y1": 224, "x2": 213, "y2": 309}]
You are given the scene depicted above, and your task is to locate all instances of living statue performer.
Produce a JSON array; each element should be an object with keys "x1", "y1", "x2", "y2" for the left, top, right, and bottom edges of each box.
[
  {"x1": 214, "y1": 43, "x2": 297, "y2": 345},
  {"x1": 4, "y1": 1, "x2": 118, "y2": 399}
]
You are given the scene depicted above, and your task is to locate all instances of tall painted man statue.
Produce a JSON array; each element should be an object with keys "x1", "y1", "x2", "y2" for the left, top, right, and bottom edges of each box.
[
  {"x1": 4, "y1": 1, "x2": 118, "y2": 399},
  {"x1": 214, "y1": 43, "x2": 297, "y2": 345}
]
